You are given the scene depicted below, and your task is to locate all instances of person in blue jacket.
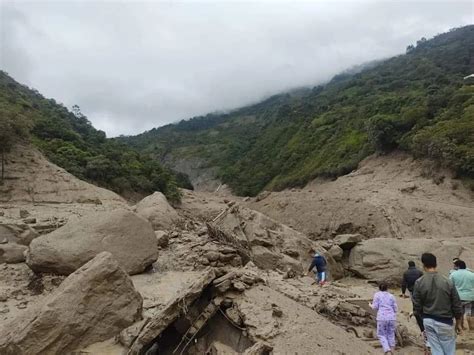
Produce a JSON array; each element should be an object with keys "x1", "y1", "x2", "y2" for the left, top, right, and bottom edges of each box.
[{"x1": 306, "y1": 252, "x2": 328, "y2": 285}]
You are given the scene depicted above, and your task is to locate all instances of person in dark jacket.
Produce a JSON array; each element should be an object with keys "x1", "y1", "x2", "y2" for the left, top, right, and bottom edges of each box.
[
  {"x1": 306, "y1": 252, "x2": 327, "y2": 285},
  {"x1": 402, "y1": 261, "x2": 428, "y2": 352},
  {"x1": 401, "y1": 261, "x2": 423, "y2": 299},
  {"x1": 413, "y1": 253, "x2": 463, "y2": 355}
]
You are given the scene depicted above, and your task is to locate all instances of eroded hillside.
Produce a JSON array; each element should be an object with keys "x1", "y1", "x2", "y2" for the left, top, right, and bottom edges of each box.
[{"x1": 121, "y1": 25, "x2": 474, "y2": 197}]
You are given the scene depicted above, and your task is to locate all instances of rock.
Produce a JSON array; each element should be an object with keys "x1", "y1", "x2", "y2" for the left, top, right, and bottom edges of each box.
[
  {"x1": 323, "y1": 252, "x2": 345, "y2": 280},
  {"x1": 363, "y1": 329, "x2": 375, "y2": 339},
  {"x1": 221, "y1": 298, "x2": 233, "y2": 308},
  {"x1": 283, "y1": 248, "x2": 300, "y2": 258},
  {"x1": 134, "y1": 192, "x2": 181, "y2": 230},
  {"x1": 243, "y1": 342, "x2": 273, "y2": 355},
  {"x1": 118, "y1": 319, "x2": 147, "y2": 347},
  {"x1": 220, "y1": 246, "x2": 237, "y2": 254},
  {"x1": 214, "y1": 279, "x2": 232, "y2": 293},
  {"x1": 23, "y1": 217, "x2": 36, "y2": 224},
  {"x1": 255, "y1": 190, "x2": 271, "y2": 202},
  {"x1": 17, "y1": 227, "x2": 39, "y2": 246},
  {"x1": 16, "y1": 302, "x2": 27, "y2": 309},
  {"x1": 334, "y1": 234, "x2": 362, "y2": 250},
  {"x1": 327, "y1": 245, "x2": 343, "y2": 261},
  {"x1": 205, "y1": 251, "x2": 221, "y2": 262},
  {"x1": 208, "y1": 205, "x2": 342, "y2": 277},
  {"x1": 0, "y1": 238, "x2": 7, "y2": 244},
  {"x1": 154, "y1": 231, "x2": 169, "y2": 248},
  {"x1": 19, "y1": 209, "x2": 29, "y2": 218},
  {"x1": 225, "y1": 306, "x2": 242, "y2": 325},
  {"x1": 232, "y1": 280, "x2": 247, "y2": 292},
  {"x1": 197, "y1": 227, "x2": 207, "y2": 236},
  {"x1": 251, "y1": 245, "x2": 302, "y2": 274},
  {"x1": 348, "y1": 238, "x2": 470, "y2": 283},
  {"x1": 0, "y1": 252, "x2": 142, "y2": 354},
  {"x1": 0, "y1": 225, "x2": 39, "y2": 246},
  {"x1": 0, "y1": 224, "x2": 20, "y2": 244},
  {"x1": 272, "y1": 304, "x2": 283, "y2": 318},
  {"x1": 27, "y1": 209, "x2": 157, "y2": 275},
  {"x1": 0, "y1": 243, "x2": 28, "y2": 263}
]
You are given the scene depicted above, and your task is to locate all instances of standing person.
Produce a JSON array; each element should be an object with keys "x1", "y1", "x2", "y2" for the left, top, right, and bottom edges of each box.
[
  {"x1": 400, "y1": 261, "x2": 429, "y2": 353},
  {"x1": 450, "y1": 260, "x2": 474, "y2": 331},
  {"x1": 306, "y1": 252, "x2": 327, "y2": 285},
  {"x1": 401, "y1": 260, "x2": 423, "y2": 299},
  {"x1": 413, "y1": 253, "x2": 463, "y2": 355},
  {"x1": 370, "y1": 282, "x2": 398, "y2": 355},
  {"x1": 449, "y1": 258, "x2": 460, "y2": 276}
]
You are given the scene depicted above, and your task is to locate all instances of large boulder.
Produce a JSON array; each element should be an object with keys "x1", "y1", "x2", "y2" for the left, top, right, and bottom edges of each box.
[
  {"x1": 27, "y1": 209, "x2": 157, "y2": 275},
  {"x1": 0, "y1": 252, "x2": 143, "y2": 354},
  {"x1": 135, "y1": 192, "x2": 181, "y2": 230},
  {"x1": 348, "y1": 238, "x2": 471, "y2": 284},
  {"x1": 207, "y1": 205, "x2": 343, "y2": 280}
]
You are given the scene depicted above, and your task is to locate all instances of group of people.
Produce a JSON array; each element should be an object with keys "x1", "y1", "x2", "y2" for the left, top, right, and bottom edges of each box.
[
  {"x1": 306, "y1": 252, "x2": 473, "y2": 354},
  {"x1": 371, "y1": 253, "x2": 474, "y2": 355}
]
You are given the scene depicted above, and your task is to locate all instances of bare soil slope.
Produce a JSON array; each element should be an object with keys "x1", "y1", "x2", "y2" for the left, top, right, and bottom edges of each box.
[
  {"x1": 246, "y1": 152, "x2": 474, "y2": 241},
  {"x1": 0, "y1": 143, "x2": 125, "y2": 206}
]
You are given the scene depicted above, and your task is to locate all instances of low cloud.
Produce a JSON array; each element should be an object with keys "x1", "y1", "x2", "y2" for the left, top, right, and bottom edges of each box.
[{"x1": 1, "y1": 0, "x2": 472, "y2": 136}]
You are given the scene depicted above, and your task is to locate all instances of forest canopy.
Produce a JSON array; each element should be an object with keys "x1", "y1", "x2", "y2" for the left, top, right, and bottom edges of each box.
[
  {"x1": 121, "y1": 25, "x2": 474, "y2": 196},
  {"x1": 0, "y1": 72, "x2": 188, "y2": 202}
]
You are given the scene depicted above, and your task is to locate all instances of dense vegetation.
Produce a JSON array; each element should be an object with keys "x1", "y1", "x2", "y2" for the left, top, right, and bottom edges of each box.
[
  {"x1": 122, "y1": 25, "x2": 474, "y2": 196},
  {"x1": 0, "y1": 72, "x2": 187, "y2": 202}
]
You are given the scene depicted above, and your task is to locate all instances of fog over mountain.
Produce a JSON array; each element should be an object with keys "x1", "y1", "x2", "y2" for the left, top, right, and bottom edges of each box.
[{"x1": 1, "y1": 0, "x2": 472, "y2": 136}]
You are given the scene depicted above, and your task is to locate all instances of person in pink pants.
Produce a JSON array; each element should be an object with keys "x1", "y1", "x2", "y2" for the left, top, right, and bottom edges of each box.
[{"x1": 370, "y1": 282, "x2": 398, "y2": 354}]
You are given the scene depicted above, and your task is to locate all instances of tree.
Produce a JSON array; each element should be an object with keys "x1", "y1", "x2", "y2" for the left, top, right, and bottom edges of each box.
[
  {"x1": 366, "y1": 114, "x2": 398, "y2": 152},
  {"x1": 0, "y1": 111, "x2": 31, "y2": 183},
  {"x1": 71, "y1": 104, "x2": 84, "y2": 118}
]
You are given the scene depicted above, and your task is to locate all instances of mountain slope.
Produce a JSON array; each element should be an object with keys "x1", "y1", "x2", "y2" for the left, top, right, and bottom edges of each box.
[
  {"x1": 122, "y1": 25, "x2": 474, "y2": 196},
  {"x1": 0, "y1": 72, "x2": 189, "y2": 202},
  {"x1": 0, "y1": 143, "x2": 126, "y2": 206}
]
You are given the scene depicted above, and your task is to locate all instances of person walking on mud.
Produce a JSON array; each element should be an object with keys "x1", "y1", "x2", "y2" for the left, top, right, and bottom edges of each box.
[
  {"x1": 413, "y1": 253, "x2": 463, "y2": 355},
  {"x1": 450, "y1": 260, "x2": 474, "y2": 332},
  {"x1": 401, "y1": 261, "x2": 423, "y2": 299},
  {"x1": 370, "y1": 282, "x2": 398, "y2": 355},
  {"x1": 401, "y1": 261, "x2": 430, "y2": 353},
  {"x1": 306, "y1": 252, "x2": 327, "y2": 285}
]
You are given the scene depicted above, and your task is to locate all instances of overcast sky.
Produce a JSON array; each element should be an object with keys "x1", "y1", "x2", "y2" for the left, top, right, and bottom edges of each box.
[{"x1": 1, "y1": 1, "x2": 472, "y2": 137}]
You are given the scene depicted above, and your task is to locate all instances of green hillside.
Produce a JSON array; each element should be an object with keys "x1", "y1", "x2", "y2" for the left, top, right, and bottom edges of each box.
[
  {"x1": 0, "y1": 72, "x2": 188, "y2": 202},
  {"x1": 122, "y1": 25, "x2": 474, "y2": 196}
]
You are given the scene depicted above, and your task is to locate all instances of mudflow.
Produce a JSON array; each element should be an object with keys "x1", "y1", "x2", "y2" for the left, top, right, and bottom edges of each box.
[{"x1": 0, "y1": 144, "x2": 473, "y2": 354}]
